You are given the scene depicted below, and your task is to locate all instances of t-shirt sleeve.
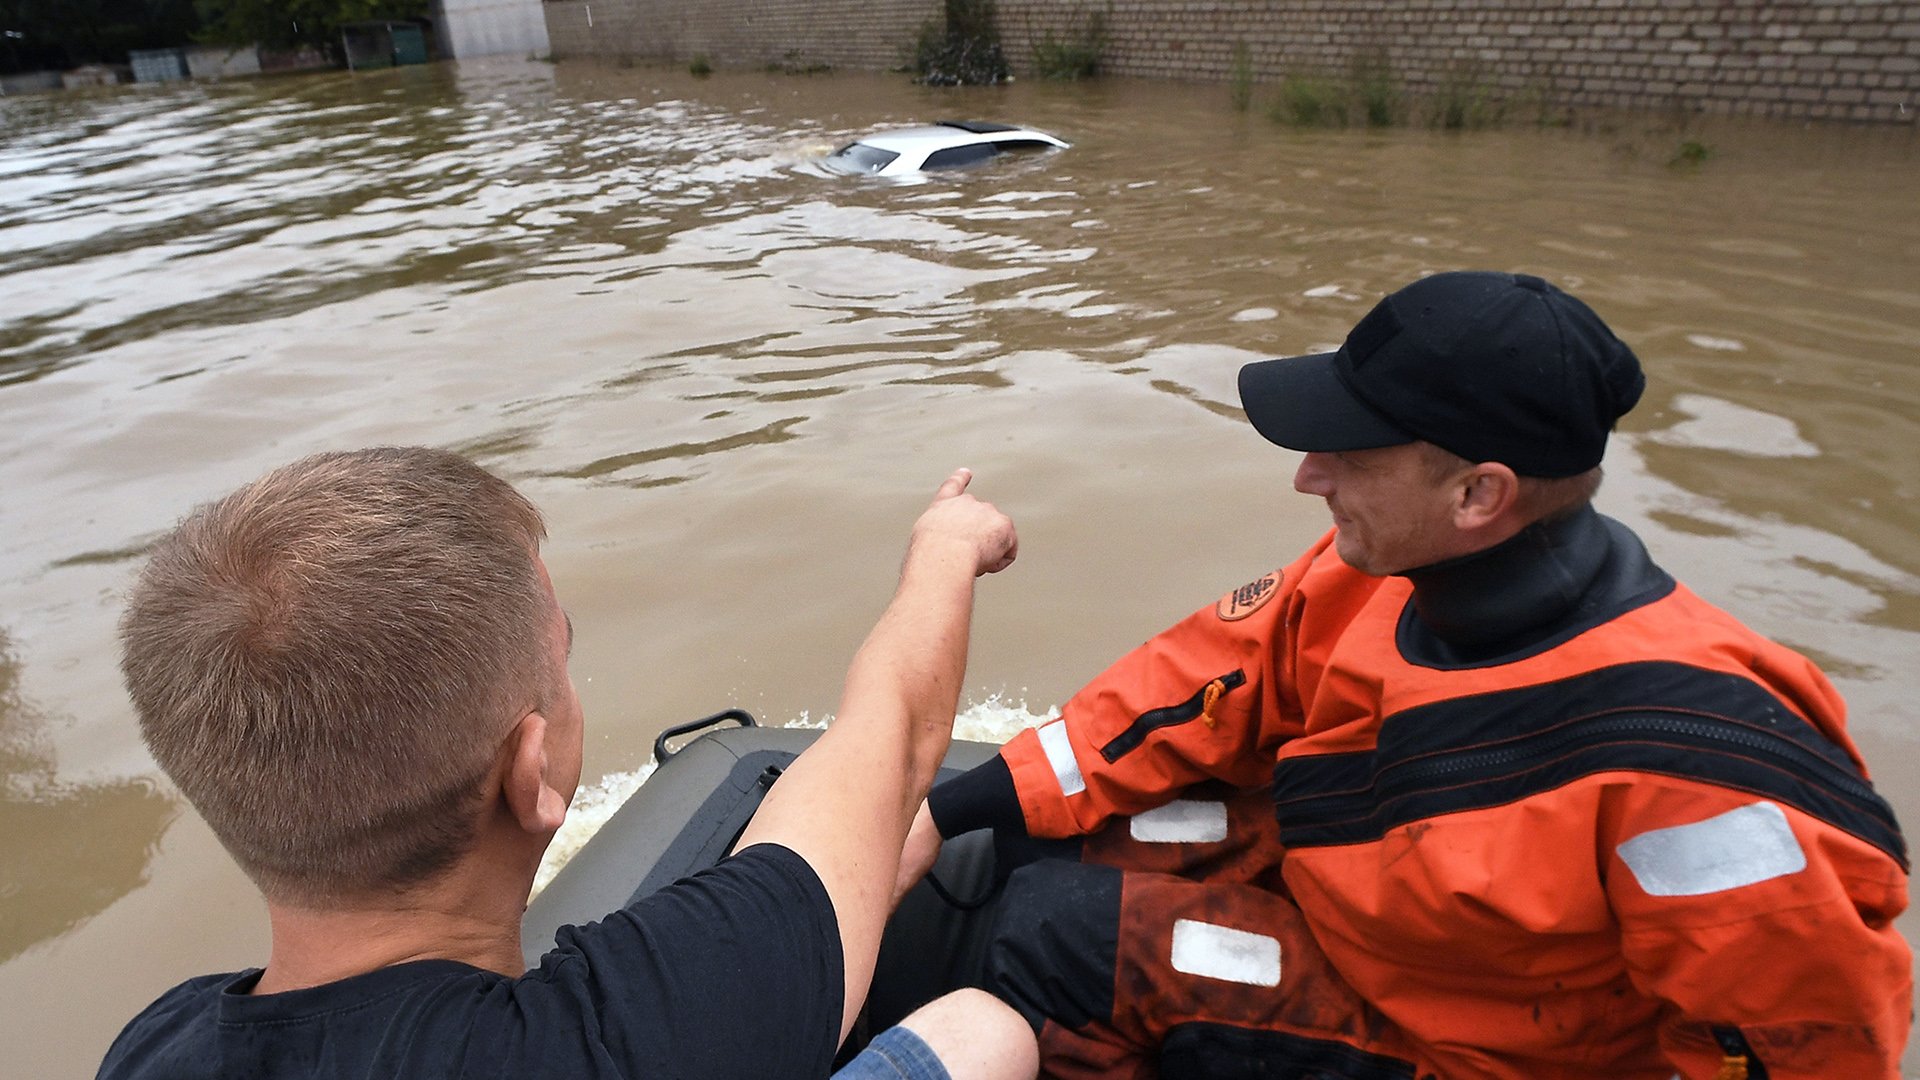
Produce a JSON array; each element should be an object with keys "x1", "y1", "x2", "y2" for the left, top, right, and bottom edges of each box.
[
  {"x1": 96, "y1": 974, "x2": 232, "y2": 1080},
  {"x1": 514, "y1": 843, "x2": 843, "y2": 1079}
]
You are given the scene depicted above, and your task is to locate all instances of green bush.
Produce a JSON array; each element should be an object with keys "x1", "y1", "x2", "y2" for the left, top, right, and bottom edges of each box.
[
  {"x1": 1271, "y1": 73, "x2": 1348, "y2": 127},
  {"x1": 1031, "y1": 9, "x2": 1106, "y2": 80},
  {"x1": 913, "y1": 0, "x2": 1010, "y2": 85},
  {"x1": 688, "y1": 53, "x2": 712, "y2": 77},
  {"x1": 195, "y1": 0, "x2": 429, "y2": 62}
]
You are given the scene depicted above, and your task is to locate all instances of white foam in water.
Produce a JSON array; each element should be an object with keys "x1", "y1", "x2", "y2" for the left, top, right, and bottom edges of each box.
[
  {"x1": 1684, "y1": 333, "x2": 1746, "y2": 352},
  {"x1": 954, "y1": 694, "x2": 1061, "y2": 744},
  {"x1": 533, "y1": 763, "x2": 656, "y2": 898},
  {"x1": 528, "y1": 695, "x2": 1057, "y2": 900}
]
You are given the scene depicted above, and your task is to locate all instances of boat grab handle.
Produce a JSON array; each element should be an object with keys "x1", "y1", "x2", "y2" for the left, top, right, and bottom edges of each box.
[{"x1": 653, "y1": 708, "x2": 759, "y2": 763}]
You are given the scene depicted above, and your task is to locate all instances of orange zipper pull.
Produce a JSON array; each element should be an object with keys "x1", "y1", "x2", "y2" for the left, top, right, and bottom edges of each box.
[{"x1": 1199, "y1": 678, "x2": 1225, "y2": 728}]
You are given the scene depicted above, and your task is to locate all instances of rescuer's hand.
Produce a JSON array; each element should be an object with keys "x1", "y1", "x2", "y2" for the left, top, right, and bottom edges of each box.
[
  {"x1": 908, "y1": 468, "x2": 1018, "y2": 578},
  {"x1": 891, "y1": 800, "x2": 944, "y2": 911}
]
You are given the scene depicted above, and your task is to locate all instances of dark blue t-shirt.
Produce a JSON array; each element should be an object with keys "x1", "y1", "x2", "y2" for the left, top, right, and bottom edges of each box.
[{"x1": 97, "y1": 844, "x2": 843, "y2": 1079}]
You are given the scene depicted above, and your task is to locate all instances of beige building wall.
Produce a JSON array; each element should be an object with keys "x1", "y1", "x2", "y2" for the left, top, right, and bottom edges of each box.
[{"x1": 542, "y1": 0, "x2": 1920, "y2": 124}]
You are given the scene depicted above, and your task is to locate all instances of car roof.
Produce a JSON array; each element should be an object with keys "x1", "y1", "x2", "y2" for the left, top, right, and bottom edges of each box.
[
  {"x1": 851, "y1": 121, "x2": 1068, "y2": 154},
  {"x1": 937, "y1": 120, "x2": 1021, "y2": 134}
]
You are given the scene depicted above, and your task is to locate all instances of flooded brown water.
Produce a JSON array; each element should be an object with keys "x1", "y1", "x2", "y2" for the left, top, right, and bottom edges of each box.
[{"x1": 2, "y1": 58, "x2": 1916, "y2": 1076}]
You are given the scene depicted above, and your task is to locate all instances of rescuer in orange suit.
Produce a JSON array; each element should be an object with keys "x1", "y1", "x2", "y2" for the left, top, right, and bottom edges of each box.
[{"x1": 898, "y1": 272, "x2": 1912, "y2": 1079}]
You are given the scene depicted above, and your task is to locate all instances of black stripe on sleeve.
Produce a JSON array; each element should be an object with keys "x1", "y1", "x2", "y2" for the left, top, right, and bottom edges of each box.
[{"x1": 1271, "y1": 661, "x2": 1906, "y2": 866}]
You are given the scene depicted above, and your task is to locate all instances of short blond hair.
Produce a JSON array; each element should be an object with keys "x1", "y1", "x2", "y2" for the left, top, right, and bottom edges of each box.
[
  {"x1": 120, "y1": 448, "x2": 550, "y2": 902},
  {"x1": 1419, "y1": 442, "x2": 1602, "y2": 524}
]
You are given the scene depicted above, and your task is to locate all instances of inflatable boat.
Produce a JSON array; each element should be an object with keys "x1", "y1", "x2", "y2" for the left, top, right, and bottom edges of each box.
[{"x1": 520, "y1": 709, "x2": 1008, "y2": 1042}]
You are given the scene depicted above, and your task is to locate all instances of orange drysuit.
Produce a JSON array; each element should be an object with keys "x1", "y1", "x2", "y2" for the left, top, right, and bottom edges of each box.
[{"x1": 931, "y1": 510, "x2": 1910, "y2": 1079}]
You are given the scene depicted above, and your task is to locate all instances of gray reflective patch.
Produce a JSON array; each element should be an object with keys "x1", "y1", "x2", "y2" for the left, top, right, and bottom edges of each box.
[
  {"x1": 1170, "y1": 918, "x2": 1281, "y2": 986},
  {"x1": 1616, "y1": 801, "x2": 1806, "y2": 897},
  {"x1": 1038, "y1": 721, "x2": 1085, "y2": 797},
  {"x1": 1129, "y1": 799, "x2": 1230, "y2": 843}
]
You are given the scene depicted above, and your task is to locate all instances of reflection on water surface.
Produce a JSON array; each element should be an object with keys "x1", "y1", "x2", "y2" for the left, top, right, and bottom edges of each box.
[
  {"x1": 2, "y1": 58, "x2": 1916, "y2": 1075},
  {"x1": 0, "y1": 634, "x2": 176, "y2": 965}
]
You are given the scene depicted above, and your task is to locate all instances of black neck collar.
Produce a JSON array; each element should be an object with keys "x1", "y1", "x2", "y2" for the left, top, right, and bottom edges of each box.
[{"x1": 1400, "y1": 505, "x2": 1615, "y2": 656}]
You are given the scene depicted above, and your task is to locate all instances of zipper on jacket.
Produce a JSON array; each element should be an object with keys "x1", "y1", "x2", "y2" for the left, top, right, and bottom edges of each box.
[
  {"x1": 1098, "y1": 670, "x2": 1246, "y2": 763},
  {"x1": 1272, "y1": 707, "x2": 1905, "y2": 864},
  {"x1": 1710, "y1": 1025, "x2": 1769, "y2": 1080},
  {"x1": 1383, "y1": 710, "x2": 1881, "y2": 810}
]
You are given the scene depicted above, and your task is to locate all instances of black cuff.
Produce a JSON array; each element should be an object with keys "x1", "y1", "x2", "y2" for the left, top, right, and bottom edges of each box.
[{"x1": 927, "y1": 755, "x2": 1027, "y2": 839}]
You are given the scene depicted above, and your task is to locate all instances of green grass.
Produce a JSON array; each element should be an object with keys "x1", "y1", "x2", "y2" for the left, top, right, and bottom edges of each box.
[
  {"x1": 1351, "y1": 50, "x2": 1398, "y2": 127},
  {"x1": 1258, "y1": 56, "x2": 1576, "y2": 133},
  {"x1": 1429, "y1": 62, "x2": 1504, "y2": 130},
  {"x1": 1229, "y1": 42, "x2": 1254, "y2": 112},
  {"x1": 764, "y1": 50, "x2": 833, "y2": 76},
  {"x1": 1670, "y1": 139, "x2": 1712, "y2": 166}
]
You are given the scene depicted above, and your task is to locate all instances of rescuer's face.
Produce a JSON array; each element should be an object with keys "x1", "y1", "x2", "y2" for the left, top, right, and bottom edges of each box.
[{"x1": 1292, "y1": 443, "x2": 1460, "y2": 577}]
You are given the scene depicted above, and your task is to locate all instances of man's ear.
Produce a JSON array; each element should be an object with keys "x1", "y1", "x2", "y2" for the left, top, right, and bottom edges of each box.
[
  {"x1": 1454, "y1": 462, "x2": 1520, "y2": 531},
  {"x1": 502, "y1": 711, "x2": 568, "y2": 836}
]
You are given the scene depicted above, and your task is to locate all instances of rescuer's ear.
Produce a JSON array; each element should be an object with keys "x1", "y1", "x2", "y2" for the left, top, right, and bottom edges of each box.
[
  {"x1": 1452, "y1": 461, "x2": 1520, "y2": 532},
  {"x1": 502, "y1": 711, "x2": 568, "y2": 835}
]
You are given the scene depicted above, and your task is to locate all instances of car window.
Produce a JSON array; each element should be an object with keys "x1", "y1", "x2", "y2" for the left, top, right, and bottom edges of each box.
[
  {"x1": 922, "y1": 143, "x2": 999, "y2": 170},
  {"x1": 827, "y1": 143, "x2": 902, "y2": 174}
]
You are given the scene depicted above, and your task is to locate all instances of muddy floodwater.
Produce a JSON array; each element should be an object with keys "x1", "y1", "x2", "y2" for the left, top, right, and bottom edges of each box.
[{"x1": 2, "y1": 58, "x2": 1916, "y2": 1076}]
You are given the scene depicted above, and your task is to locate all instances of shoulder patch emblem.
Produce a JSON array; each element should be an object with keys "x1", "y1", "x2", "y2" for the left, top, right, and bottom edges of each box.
[{"x1": 1216, "y1": 571, "x2": 1281, "y2": 621}]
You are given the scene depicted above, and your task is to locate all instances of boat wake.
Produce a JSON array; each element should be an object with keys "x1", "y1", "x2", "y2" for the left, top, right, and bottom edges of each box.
[{"x1": 532, "y1": 696, "x2": 1057, "y2": 897}]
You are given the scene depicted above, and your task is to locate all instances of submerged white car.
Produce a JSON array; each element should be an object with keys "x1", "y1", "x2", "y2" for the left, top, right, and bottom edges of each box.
[{"x1": 824, "y1": 121, "x2": 1069, "y2": 176}]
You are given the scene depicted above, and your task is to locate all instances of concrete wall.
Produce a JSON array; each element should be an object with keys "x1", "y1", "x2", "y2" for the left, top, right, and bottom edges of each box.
[
  {"x1": 257, "y1": 47, "x2": 332, "y2": 73},
  {"x1": 61, "y1": 66, "x2": 125, "y2": 89},
  {"x1": 438, "y1": 0, "x2": 554, "y2": 59},
  {"x1": 186, "y1": 45, "x2": 263, "y2": 79},
  {"x1": 129, "y1": 46, "x2": 266, "y2": 82},
  {"x1": 542, "y1": 0, "x2": 1920, "y2": 124},
  {"x1": 0, "y1": 71, "x2": 65, "y2": 96}
]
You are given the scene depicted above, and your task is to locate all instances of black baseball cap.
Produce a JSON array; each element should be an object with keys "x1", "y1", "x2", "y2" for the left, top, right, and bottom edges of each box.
[{"x1": 1237, "y1": 271, "x2": 1645, "y2": 478}]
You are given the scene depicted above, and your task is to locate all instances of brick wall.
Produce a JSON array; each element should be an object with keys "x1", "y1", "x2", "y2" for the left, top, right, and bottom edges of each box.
[
  {"x1": 543, "y1": 0, "x2": 939, "y2": 73},
  {"x1": 543, "y1": 0, "x2": 1920, "y2": 124}
]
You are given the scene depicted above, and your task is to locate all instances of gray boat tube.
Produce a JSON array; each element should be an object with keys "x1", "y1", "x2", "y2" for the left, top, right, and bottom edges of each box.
[{"x1": 520, "y1": 711, "x2": 1009, "y2": 1035}]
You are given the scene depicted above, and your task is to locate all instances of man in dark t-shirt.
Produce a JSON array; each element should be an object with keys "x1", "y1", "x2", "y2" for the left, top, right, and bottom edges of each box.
[{"x1": 101, "y1": 448, "x2": 1037, "y2": 1080}]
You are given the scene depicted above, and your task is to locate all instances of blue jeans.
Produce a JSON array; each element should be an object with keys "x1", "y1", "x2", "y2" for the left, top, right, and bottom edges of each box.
[{"x1": 833, "y1": 1024, "x2": 952, "y2": 1080}]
